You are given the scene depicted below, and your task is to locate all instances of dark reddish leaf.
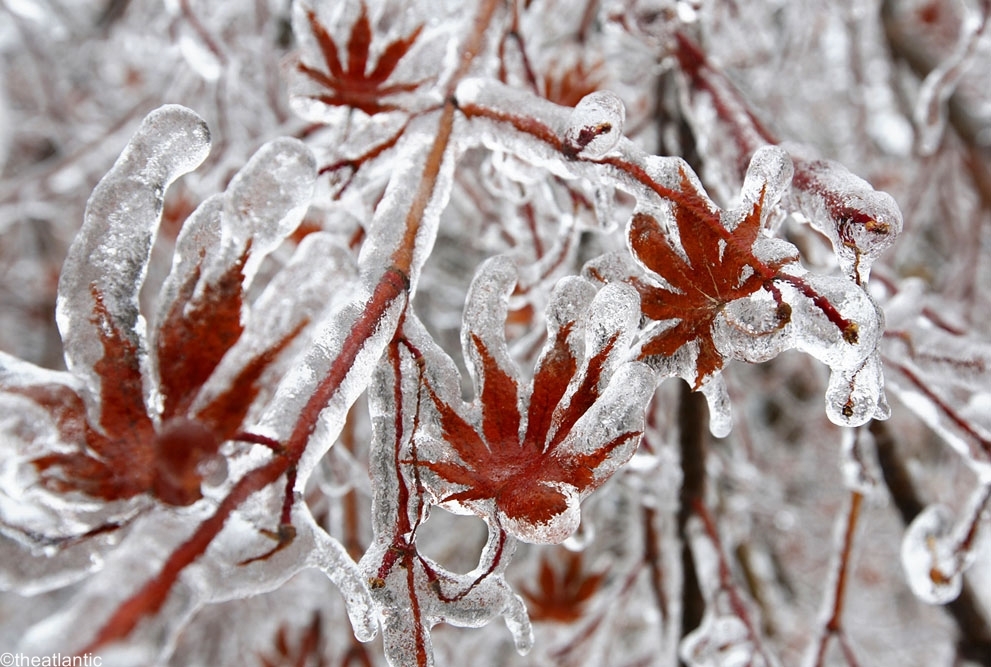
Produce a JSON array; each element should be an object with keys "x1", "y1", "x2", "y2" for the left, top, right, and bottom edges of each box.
[
  {"x1": 524, "y1": 321, "x2": 577, "y2": 450},
  {"x1": 29, "y1": 287, "x2": 159, "y2": 501},
  {"x1": 297, "y1": 4, "x2": 426, "y2": 116},
  {"x1": 193, "y1": 318, "x2": 308, "y2": 439},
  {"x1": 471, "y1": 332, "x2": 521, "y2": 458},
  {"x1": 542, "y1": 59, "x2": 605, "y2": 108},
  {"x1": 417, "y1": 331, "x2": 639, "y2": 540},
  {"x1": 156, "y1": 246, "x2": 248, "y2": 420},
  {"x1": 90, "y1": 286, "x2": 155, "y2": 445},
  {"x1": 628, "y1": 172, "x2": 780, "y2": 387},
  {"x1": 346, "y1": 3, "x2": 372, "y2": 82},
  {"x1": 544, "y1": 333, "x2": 617, "y2": 452},
  {"x1": 521, "y1": 550, "x2": 605, "y2": 623}
]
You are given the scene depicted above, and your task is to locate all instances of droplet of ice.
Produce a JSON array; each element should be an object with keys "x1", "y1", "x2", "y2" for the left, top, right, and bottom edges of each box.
[{"x1": 563, "y1": 91, "x2": 626, "y2": 159}]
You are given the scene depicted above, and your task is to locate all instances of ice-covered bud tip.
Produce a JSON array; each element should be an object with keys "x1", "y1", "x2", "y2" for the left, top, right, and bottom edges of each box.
[
  {"x1": 563, "y1": 91, "x2": 625, "y2": 159},
  {"x1": 901, "y1": 504, "x2": 964, "y2": 605}
]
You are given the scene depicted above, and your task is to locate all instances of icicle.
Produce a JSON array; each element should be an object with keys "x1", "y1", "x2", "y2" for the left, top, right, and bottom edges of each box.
[{"x1": 698, "y1": 375, "x2": 732, "y2": 438}]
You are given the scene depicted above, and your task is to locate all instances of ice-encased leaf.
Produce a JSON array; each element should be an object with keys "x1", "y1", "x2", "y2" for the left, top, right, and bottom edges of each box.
[
  {"x1": 410, "y1": 262, "x2": 651, "y2": 545},
  {"x1": 288, "y1": 0, "x2": 446, "y2": 123},
  {"x1": 901, "y1": 503, "x2": 963, "y2": 605},
  {"x1": 56, "y1": 105, "x2": 210, "y2": 418},
  {"x1": 563, "y1": 91, "x2": 626, "y2": 159},
  {"x1": 361, "y1": 342, "x2": 532, "y2": 667},
  {"x1": 218, "y1": 137, "x2": 317, "y2": 284},
  {"x1": 0, "y1": 352, "x2": 147, "y2": 547},
  {"x1": 190, "y1": 232, "x2": 358, "y2": 430}
]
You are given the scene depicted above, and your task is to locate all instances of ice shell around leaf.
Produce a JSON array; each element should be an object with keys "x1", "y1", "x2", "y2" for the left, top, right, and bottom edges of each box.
[
  {"x1": 220, "y1": 137, "x2": 316, "y2": 280},
  {"x1": 565, "y1": 360, "x2": 655, "y2": 466},
  {"x1": 56, "y1": 105, "x2": 210, "y2": 403},
  {"x1": 901, "y1": 504, "x2": 963, "y2": 605},
  {"x1": 736, "y1": 145, "x2": 793, "y2": 226},
  {"x1": 500, "y1": 483, "x2": 582, "y2": 545},
  {"x1": 153, "y1": 194, "x2": 223, "y2": 332},
  {"x1": 582, "y1": 281, "x2": 641, "y2": 365},
  {"x1": 462, "y1": 255, "x2": 522, "y2": 398},
  {"x1": 545, "y1": 276, "x2": 597, "y2": 336},
  {"x1": 563, "y1": 91, "x2": 626, "y2": 159}
]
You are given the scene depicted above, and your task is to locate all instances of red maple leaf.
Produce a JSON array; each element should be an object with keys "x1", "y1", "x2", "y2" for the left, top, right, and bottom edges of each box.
[
  {"x1": 627, "y1": 169, "x2": 793, "y2": 388},
  {"x1": 21, "y1": 248, "x2": 303, "y2": 506},
  {"x1": 295, "y1": 3, "x2": 425, "y2": 116},
  {"x1": 520, "y1": 549, "x2": 605, "y2": 623},
  {"x1": 408, "y1": 264, "x2": 651, "y2": 544}
]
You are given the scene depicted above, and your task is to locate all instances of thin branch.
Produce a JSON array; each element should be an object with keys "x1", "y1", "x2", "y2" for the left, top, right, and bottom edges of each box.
[
  {"x1": 678, "y1": 382, "x2": 707, "y2": 645},
  {"x1": 810, "y1": 490, "x2": 864, "y2": 667}
]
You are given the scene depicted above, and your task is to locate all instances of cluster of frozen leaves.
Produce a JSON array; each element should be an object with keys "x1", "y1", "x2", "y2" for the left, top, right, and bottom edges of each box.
[{"x1": 2, "y1": 0, "x2": 991, "y2": 666}]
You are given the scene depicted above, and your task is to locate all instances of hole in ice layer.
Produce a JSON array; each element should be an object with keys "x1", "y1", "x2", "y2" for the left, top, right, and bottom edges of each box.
[{"x1": 414, "y1": 509, "x2": 490, "y2": 575}]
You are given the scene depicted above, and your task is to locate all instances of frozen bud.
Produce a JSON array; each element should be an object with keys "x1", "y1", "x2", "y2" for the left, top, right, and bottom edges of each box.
[
  {"x1": 680, "y1": 612, "x2": 763, "y2": 667},
  {"x1": 563, "y1": 91, "x2": 625, "y2": 159},
  {"x1": 901, "y1": 504, "x2": 962, "y2": 605}
]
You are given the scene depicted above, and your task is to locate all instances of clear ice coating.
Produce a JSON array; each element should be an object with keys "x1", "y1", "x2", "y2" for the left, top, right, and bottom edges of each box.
[
  {"x1": 563, "y1": 91, "x2": 626, "y2": 159},
  {"x1": 217, "y1": 137, "x2": 317, "y2": 284},
  {"x1": 1, "y1": 0, "x2": 971, "y2": 664},
  {"x1": 55, "y1": 105, "x2": 211, "y2": 419},
  {"x1": 787, "y1": 150, "x2": 903, "y2": 286},
  {"x1": 913, "y1": 7, "x2": 990, "y2": 156},
  {"x1": 900, "y1": 503, "x2": 963, "y2": 605},
  {"x1": 680, "y1": 612, "x2": 767, "y2": 667}
]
